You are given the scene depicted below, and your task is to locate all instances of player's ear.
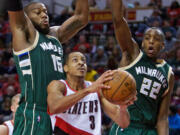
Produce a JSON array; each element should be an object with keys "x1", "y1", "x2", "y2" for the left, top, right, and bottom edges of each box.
[
  {"x1": 161, "y1": 42, "x2": 165, "y2": 50},
  {"x1": 64, "y1": 65, "x2": 68, "y2": 72}
]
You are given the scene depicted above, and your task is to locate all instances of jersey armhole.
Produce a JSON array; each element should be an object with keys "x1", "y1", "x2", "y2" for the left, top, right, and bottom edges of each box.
[{"x1": 13, "y1": 31, "x2": 39, "y2": 55}]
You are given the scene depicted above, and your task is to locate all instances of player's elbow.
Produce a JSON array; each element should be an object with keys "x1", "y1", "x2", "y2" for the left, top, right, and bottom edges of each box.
[
  {"x1": 48, "y1": 104, "x2": 60, "y2": 114},
  {"x1": 79, "y1": 16, "x2": 88, "y2": 27},
  {"x1": 118, "y1": 120, "x2": 130, "y2": 129},
  {"x1": 157, "y1": 117, "x2": 168, "y2": 127}
]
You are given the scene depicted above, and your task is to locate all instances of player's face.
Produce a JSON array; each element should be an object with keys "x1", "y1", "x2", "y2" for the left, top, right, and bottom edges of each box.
[
  {"x1": 66, "y1": 52, "x2": 87, "y2": 77},
  {"x1": 27, "y1": 3, "x2": 50, "y2": 34},
  {"x1": 142, "y1": 29, "x2": 164, "y2": 58}
]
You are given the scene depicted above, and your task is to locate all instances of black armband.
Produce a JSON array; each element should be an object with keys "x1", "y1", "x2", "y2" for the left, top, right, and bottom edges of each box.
[{"x1": 7, "y1": 0, "x2": 23, "y2": 11}]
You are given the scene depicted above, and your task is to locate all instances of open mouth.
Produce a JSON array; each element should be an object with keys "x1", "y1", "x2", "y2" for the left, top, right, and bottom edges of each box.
[
  {"x1": 148, "y1": 47, "x2": 154, "y2": 54},
  {"x1": 42, "y1": 20, "x2": 49, "y2": 25}
]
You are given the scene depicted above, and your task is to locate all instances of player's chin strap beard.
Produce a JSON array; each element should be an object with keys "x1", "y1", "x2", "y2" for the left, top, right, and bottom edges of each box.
[{"x1": 32, "y1": 22, "x2": 50, "y2": 35}]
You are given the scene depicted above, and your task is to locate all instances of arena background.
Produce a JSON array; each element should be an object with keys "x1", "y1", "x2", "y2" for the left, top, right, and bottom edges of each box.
[{"x1": 0, "y1": 0, "x2": 179, "y2": 135}]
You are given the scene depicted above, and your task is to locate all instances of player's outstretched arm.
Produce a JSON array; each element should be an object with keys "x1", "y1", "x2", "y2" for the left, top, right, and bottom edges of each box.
[
  {"x1": 157, "y1": 71, "x2": 174, "y2": 135},
  {"x1": 99, "y1": 95, "x2": 136, "y2": 129},
  {"x1": 51, "y1": 0, "x2": 89, "y2": 44},
  {"x1": 0, "y1": 125, "x2": 8, "y2": 135},
  {"x1": 111, "y1": 0, "x2": 139, "y2": 64},
  {"x1": 47, "y1": 71, "x2": 113, "y2": 114},
  {"x1": 7, "y1": 0, "x2": 36, "y2": 52}
]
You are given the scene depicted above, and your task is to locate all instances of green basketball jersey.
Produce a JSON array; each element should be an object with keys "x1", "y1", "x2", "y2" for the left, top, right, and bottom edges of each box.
[
  {"x1": 120, "y1": 51, "x2": 172, "y2": 128},
  {"x1": 13, "y1": 31, "x2": 65, "y2": 109}
]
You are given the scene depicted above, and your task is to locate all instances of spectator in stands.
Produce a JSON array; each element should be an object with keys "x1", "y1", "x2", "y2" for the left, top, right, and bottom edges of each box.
[
  {"x1": 162, "y1": 19, "x2": 177, "y2": 38},
  {"x1": 1, "y1": 75, "x2": 20, "y2": 97},
  {"x1": 89, "y1": 0, "x2": 98, "y2": 10},
  {"x1": 168, "y1": 46, "x2": 180, "y2": 81},
  {"x1": 90, "y1": 36, "x2": 98, "y2": 56},
  {"x1": 1, "y1": 47, "x2": 12, "y2": 67},
  {"x1": 73, "y1": 35, "x2": 90, "y2": 53},
  {"x1": 0, "y1": 15, "x2": 11, "y2": 47},
  {"x1": 92, "y1": 45, "x2": 108, "y2": 73},
  {"x1": 169, "y1": 105, "x2": 180, "y2": 135},
  {"x1": 171, "y1": 86, "x2": 180, "y2": 110},
  {"x1": 6, "y1": 57, "x2": 16, "y2": 74},
  {"x1": 148, "y1": 9, "x2": 162, "y2": 27},
  {"x1": 105, "y1": 36, "x2": 117, "y2": 55},
  {"x1": 133, "y1": 1, "x2": 141, "y2": 8},
  {"x1": 78, "y1": 44, "x2": 91, "y2": 64},
  {"x1": 85, "y1": 64, "x2": 99, "y2": 82},
  {"x1": 106, "y1": 55, "x2": 118, "y2": 70},
  {"x1": 167, "y1": 1, "x2": 180, "y2": 27},
  {"x1": 0, "y1": 94, "x2": 20, "y2": 135},
  {"x1": 0, "y1": 96, "x2": 11, "y2": 122}
]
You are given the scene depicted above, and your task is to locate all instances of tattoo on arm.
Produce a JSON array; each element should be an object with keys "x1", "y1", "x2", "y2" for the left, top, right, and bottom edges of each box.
[{"x1": 65, "y1": 20, "x2": 82, "y2": 32}]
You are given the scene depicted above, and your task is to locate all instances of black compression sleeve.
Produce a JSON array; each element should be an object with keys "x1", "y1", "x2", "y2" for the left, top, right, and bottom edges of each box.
[{"x1": 7, "y1": 0, "x2": 23, "y2": 11}]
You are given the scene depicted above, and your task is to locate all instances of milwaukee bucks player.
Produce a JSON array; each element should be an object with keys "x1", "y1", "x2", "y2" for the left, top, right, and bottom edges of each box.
[
  {"x1": 7, "y1": 0, "x2": 89, "y2": 135},
  {"x1": 109, "y1": 0, "x2": 174, "y2": 135}
]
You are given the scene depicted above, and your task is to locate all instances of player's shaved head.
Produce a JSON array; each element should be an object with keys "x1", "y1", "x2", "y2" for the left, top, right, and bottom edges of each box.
[
  {"x1": 24, "y1": 2, "x2": 41, "y2": 14},
  {"x1": 144, "y1": 27, "x2": 165, "y2": 42}
]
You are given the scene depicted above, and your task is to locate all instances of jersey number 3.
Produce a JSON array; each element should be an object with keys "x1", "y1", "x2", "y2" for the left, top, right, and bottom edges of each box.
[{"x1": 140, "y1": 77, "x2": 161, "y2": 99}]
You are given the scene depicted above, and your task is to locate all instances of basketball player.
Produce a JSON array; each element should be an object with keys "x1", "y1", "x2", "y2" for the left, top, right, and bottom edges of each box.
[
  {"x1": 47, "y1": 52, "x2": 136, "y2": 135},
  {"x1": 109, "y1": 0, "x2": 174, "y2": 135},
  {"x1": 0, "y1": 94, "x2": 20, "y2": 135},
  {"x1": 6, "y1": 0, "x2": 89, "y2": 134}
]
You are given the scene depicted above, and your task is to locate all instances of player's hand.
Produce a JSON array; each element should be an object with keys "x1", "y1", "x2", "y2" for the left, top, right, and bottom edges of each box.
[
  {"x1": 119, "y1": 92, "x2": 137, "y2": 109},
  {"x1": 87, "y1": 70, "x2": 115, "y2": 93}
]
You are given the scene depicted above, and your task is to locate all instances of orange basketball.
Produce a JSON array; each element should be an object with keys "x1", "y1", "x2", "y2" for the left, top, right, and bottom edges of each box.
[{"x1": 102, "y1": 69, "x2": 136, "y2": 105}]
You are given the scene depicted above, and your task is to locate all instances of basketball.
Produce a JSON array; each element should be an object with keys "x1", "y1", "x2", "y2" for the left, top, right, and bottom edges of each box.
[{"x1": 102, "y1": 69, "x2": 136, "y2": 105}]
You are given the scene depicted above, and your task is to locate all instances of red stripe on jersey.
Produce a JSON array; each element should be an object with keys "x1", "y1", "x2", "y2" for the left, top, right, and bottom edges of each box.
[{"x1": 55, "y1": 116, "x2": 93, "y2": 135}]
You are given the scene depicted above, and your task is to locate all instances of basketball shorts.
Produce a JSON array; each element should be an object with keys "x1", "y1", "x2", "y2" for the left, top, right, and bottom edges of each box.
[
  {"x1": 13, "y1": 103, "x2": 52, "y2": 135},
  {"x1": 109, "y1": 123, "x2": 157, "y2": 135}
]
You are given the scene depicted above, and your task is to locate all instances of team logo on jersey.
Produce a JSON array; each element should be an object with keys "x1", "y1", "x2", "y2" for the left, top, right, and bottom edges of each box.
[
  {"x1": 40, "y1": 42, "x2": 63, "y2": 55},
  {"x1": 135, "y1": 66, "x2": 168, "y2": 88}
]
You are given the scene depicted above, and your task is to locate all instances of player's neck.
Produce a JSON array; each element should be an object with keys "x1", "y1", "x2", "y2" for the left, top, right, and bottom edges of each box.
[{"x1": 66, "y1": 76, "x2": 85, "y2": 91}]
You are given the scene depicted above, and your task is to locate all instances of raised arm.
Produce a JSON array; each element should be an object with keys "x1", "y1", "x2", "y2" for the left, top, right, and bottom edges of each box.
[
  {"x1": 7, "y1": 0, "x2": 36, "y2": 51},
  {"x1": 156, "y1": 72, "x2": 174, "y2": 135},
  {"x1": 111, "y1": 0, "x2": 139, "y2": 65},
  {"x1": 51, "y1": 0, "x2": 89, "y2": 44}
]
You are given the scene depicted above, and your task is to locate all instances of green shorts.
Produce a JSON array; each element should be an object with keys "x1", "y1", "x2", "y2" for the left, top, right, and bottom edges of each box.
[
  {"x1": 13, "y1": 103, "x2": 52, "y2": 135},
  {"x1": 109, "y1": 123, "x2": 157, "y2": 135}
]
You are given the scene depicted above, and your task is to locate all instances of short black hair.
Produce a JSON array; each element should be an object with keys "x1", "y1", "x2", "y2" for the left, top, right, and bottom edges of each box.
[
  {"x1": 144, "y1": 27, "x2": 165, "y2": 42},
  {"x1": 64, "y1": 51, "x2": 85, "y2": 65}
]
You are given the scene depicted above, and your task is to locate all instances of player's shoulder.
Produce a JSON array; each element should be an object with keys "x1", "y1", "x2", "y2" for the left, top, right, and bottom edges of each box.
[
  {"x1": 0, "y1": 124, "x2": 8, "y2": 135},
  {"x1": 49, "y1": 26, "x2": 60, "y2": 39},
  {"x1": 47, "y1": 80, "x2": 66, "y2": 91}
]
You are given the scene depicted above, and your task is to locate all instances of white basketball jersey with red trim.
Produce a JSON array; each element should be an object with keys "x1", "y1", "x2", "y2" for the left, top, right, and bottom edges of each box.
[
  {"x1": 3, "y1": 120, "x2": 14, "y2": 135},
  {"x1": 51, "y1": 80, "x2": 102, "y2": 135}
]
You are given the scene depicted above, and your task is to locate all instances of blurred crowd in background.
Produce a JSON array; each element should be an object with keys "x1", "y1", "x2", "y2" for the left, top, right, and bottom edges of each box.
[{"x1": 0, "y1": 0, "x2": 180, "y2": 134}]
